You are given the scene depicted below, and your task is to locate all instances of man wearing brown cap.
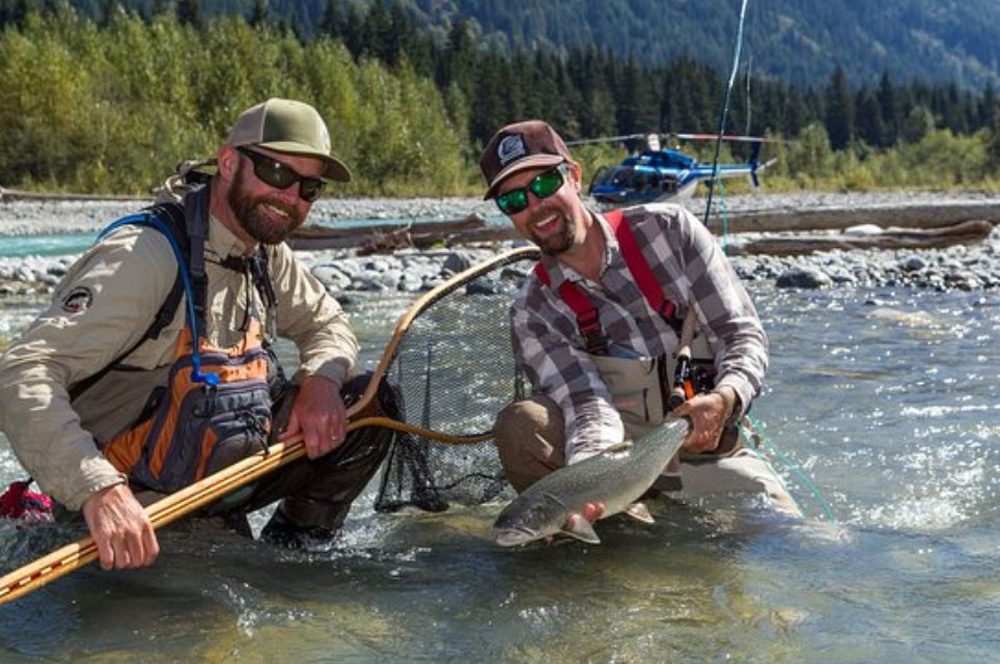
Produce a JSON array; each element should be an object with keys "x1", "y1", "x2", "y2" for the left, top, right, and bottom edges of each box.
[
  {"x1": 0, "y1": 98, "x2": 397, "y2": 567},
  {"x1": 481, "y1": 119, "x2": 798, "y2": 522}
]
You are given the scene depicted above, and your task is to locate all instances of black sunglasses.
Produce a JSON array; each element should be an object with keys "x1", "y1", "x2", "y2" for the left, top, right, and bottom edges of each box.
[
  {"x1": 494, "y1": 165, "x2": 568, "y2": 215},
  {"x1": 237, "y1": 147, "x2": 326, "y2": 203}
]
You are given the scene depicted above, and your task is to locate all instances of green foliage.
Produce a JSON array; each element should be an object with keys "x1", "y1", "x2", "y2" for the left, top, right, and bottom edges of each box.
[
  {"x1": 4, "y1": 4, "x2": 1000, "y2": 198},
  {"x1": 0, "y1": 8, "x2": 467, "y2": 194}
]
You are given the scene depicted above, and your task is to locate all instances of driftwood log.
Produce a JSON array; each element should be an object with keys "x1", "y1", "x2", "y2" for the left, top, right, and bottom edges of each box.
[
  {"x1": 287, "y1": 215, "x2": 498, "y2": 251},
  {"x1": 731, "y1": 219, "x2": 995, "y2": 256},
  {"x1": 289, "y1": 205, "x2": 999, "y2": 254},
  {"x1": 704, "y1": 201, "x2": 1000, "y2": 235}
]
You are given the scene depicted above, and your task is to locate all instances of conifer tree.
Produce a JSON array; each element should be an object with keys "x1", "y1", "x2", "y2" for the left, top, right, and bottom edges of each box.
[
  {"x1": 176, "y1": 0, "x2": 201, "y2": 30},
  {"x1": 985, "y1": 110, "x2": 1000, "y2": 175},
  {"x1": 319, "y1": 0, "x2": 340, "y2": 39},
  {"x1": 824, "y1": 64, "x2": 853, "y2": 150},
  {"x1": 248, "y1": 0, "x2": 268, "y2": 28},
  {"x1": 877, "y1": 71, "x2": 898, "y2": 147},
  {"x1": 854, "y1": 86, "x2": 884, "y2": 148},
  {"x1": 0, "y1": 0, "x2": 32, "y2": 28}
]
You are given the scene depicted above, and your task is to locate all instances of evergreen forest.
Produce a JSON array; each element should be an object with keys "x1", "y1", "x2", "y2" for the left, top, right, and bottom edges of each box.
[{"x1": 2, "y1": 1, "x2": 1000, "y2": 197}]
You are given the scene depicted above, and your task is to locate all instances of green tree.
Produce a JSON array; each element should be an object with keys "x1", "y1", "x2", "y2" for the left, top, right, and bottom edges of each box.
[
  {"x1": 877, "y1": 70, "x2": 898, "y2": 147},
  {"x1": 175, "y1": 0, "x2": 200, "y2": 31},
  {"x1": 318, "y1": 0, "x2": 340, "y2": 39},
  {"x1": 986, "y1": 112, "x2": 1000, "y2": 175},
  {"x1": 854, "y1": 86, "x2": 884, "y2": 148},
  {"x1": 825, "y1": 64, "x2": 853, "y2": 150},
  {"x1": 248, "y1": 0, "x2": 267, "y2": 28},
  {"x1": 901, "y1": 105, "x2": 934, "y2": 144}
]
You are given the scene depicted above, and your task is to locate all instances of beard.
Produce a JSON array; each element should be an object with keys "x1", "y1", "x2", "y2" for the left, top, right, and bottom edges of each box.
[
  {"x1": 528, "y1": 208, "x2": 575, "y2": 256},
  {"x1": 228, "y1": 164, "x2": 305, "y2": 245}
]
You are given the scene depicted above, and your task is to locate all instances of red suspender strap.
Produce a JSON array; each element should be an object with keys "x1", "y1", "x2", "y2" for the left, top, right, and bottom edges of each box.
[
  {"x1": 532, "y1": 208, "x2": 681, "y2": 353},
  {"x1": 534, "y1": 262, "x2": 609, "y2": 355},
  {"x1": 606, "y1": 209, "x2": 680, "y2": 327}
]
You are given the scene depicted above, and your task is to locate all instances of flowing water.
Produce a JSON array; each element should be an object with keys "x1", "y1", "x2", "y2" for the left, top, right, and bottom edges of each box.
[{"x1": 0, "y1": 244, "x2": 998, "y2": 662}]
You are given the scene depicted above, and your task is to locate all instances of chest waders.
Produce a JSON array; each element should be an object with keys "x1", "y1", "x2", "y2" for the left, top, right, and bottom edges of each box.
[
  {"x1": 535, "y1": 209, "x2": 743, "y2": 464},
  {"x1": 69, "y1": 186, "x2": 281, "y2": 494}
]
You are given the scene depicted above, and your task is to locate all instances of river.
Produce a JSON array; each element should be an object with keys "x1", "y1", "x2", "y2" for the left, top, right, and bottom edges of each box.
[{"x1": 0, "y1": 239, "x2": 997, "y2": 662}]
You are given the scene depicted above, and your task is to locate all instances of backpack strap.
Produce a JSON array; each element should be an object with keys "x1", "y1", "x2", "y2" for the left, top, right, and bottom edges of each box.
[
  {"x1": 142, "y1": 201, "x2": 189, "y2": 341},
  {"x1": 68, "y1": 187, "x2": 217, "y2": 401},
  {"x1": 183, "y1": 185, "x2": 210, "y2": 338}
]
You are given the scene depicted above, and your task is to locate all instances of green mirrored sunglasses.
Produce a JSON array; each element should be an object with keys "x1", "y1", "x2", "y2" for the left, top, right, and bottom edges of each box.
[{"x1": 495, "y1": 165, "x2": 567, "y2": 215}]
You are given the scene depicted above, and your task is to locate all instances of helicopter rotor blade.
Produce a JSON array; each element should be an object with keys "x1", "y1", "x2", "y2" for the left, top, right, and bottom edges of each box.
[
  {"x1": 564, "y1": 134, "x2": 647, "y2": 146},
  {"x1": 673, "y1": 132, "x2": 784, "y2": 143}
]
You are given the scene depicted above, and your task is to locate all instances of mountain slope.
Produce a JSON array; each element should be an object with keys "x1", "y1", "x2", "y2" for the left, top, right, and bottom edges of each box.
[{"x1": 58, "y1": 0, "x2": 1000, "y2": 90}]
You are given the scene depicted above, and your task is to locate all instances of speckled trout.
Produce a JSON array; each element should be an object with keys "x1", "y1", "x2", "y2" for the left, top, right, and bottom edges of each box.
[{"x1": 493, "y1": 417, "x2": 688, "y2": 546}]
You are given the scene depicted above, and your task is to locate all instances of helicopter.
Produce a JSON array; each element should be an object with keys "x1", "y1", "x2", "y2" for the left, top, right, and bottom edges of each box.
[{"x1": 567, "y1": 133, "x2": 778, "y2": 207}]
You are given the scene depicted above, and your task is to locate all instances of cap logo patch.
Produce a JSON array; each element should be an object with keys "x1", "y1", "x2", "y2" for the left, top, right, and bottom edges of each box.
[
  {"x1": 61, "y1": 286, "x2": 94, "y2": 314},
  {"x1": 497, "y1": 134, "x2": 527, "y2": 167}
]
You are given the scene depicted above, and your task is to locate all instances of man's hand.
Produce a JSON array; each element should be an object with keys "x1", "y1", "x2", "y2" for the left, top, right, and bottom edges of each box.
[
  {"x1": 82, "y1": 483, "x2": 159, "y2": 570},
  {"x1": 546, "y1": 501, "x2": 605, "y2": 545},
  {"x1": 672, "y1": 388, "x2": 735, "y2": 454},
  {"x1": 280, "y1": 374, "x2": 347, "y2": 458}
]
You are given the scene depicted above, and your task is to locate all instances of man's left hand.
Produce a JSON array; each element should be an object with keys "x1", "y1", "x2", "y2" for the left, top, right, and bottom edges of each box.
[
  {"x1": 672, "y1": 389, "x2": 733, "y2": 454},
  {"x1": 280, "y1": 375, "x2": 347, "y2": 458}
]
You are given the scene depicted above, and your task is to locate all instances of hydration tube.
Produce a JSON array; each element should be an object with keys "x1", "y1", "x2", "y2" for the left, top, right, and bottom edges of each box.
[{"x1": 96, "y1": 215, "x2": 219, "y2": 386}]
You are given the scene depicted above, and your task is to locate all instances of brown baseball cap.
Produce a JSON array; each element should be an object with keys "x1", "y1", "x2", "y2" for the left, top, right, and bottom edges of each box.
[
  {"x1": 226, "y1": 98, "x2": 351, "y2": 182},
  {"x1": 480, "y1": 120, "x2": 572, "y2": 199}
]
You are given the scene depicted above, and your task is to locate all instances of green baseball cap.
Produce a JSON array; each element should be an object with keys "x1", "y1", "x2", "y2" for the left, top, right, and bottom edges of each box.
[{"x1": 226, "y1": 98, "x2": 351, "y2": 182}]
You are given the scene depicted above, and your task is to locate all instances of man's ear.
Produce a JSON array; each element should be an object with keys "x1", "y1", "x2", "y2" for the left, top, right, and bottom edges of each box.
[
  {"x1": 568, "y1": 161, "x2": 583, "y2": 193},
  {"x1": 217, "y1": 145, "x2": 238, "y2": 181}
]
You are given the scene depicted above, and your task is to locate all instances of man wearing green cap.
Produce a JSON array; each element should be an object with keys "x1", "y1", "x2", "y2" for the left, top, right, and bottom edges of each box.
[{"x1": 0, "y1": 99, "x2": 396, "y2": 567}]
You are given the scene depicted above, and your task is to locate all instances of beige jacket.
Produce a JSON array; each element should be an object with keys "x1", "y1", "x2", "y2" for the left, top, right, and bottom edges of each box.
[{"x1": 0, "y1": 211, "x2": 357, "y2": 510}]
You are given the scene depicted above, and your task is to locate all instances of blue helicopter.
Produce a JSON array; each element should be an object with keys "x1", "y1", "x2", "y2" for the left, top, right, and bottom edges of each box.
[{"x1": 569, "y1": 133, "x2": 778, "y2": 206}]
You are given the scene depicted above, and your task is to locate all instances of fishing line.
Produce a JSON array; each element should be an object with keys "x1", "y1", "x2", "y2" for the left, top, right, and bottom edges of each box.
[
  {"x1": 744, "y1": 0, "x2": 759, "y2": 137},
  {"x1": 742, "y1": 414, "x2": 837, "y2": 523},
  {"x1": 704, "y1": 0, "x2": 752, "y2": 228}
]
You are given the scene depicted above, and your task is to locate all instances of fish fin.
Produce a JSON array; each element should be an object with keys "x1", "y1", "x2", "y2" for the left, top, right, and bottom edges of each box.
[
  {"x1": 623, "y1": 502, "x2": 654, "y2": 524},
  {"x1": 562, "y1": 516, "x2": 601, "y2": 544},
  {"x1": 603, "y1": 440, "x2": 633, "y2": 454}
]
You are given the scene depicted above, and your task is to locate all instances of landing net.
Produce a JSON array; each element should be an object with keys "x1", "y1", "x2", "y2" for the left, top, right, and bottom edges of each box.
[{"x1": 373, "y1": 248, "x2": 539, "y2": 513}]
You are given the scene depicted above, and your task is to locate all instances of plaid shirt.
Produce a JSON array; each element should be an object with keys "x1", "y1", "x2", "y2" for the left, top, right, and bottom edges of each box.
[{"x1": 510, "y1": 203, "x2": 768, "y2": 463}]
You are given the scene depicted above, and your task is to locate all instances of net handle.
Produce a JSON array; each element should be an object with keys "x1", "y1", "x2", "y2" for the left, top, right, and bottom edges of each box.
[{"x1": 0, "y1": 245, "x2": 540, "y2": 606}]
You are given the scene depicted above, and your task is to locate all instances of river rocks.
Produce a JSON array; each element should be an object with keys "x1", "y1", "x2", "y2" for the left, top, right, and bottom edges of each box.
[
  {"x1": 4, "y1": 193, "x2": 1000, "y2": 299},
  {"x1": 732, "y1": 227, "x2": 1000, "y2": 291},
  {"x1": 303, "y1": 247, "x2": 507, "y2": 295},
  {"x1": 775, "y1": 267, "x2": 833, "y2": 289}
]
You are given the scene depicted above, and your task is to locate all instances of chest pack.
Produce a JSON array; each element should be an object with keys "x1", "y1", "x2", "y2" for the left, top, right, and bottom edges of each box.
[{"x1": 70, "y1": 186, "x2": 284, "y2": 493}]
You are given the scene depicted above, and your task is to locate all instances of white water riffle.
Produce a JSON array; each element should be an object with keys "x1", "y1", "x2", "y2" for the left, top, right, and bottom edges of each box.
[{"x1": 0, "y1": 281, "x2": 998, "y2": 662}]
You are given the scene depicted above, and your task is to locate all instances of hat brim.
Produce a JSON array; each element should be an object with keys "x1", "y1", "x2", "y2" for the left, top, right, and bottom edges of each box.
[
  {"x1": 257, "y1": 140, "x2": 352, "y2": 182},
  {"x1": 483, "y1": 154, "x2": 565, "y2": 199}
]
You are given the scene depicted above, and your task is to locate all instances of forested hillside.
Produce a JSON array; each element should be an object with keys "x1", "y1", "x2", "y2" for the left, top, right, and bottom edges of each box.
[
  {"x1": 27, "y1": 0, "x2": 1000, "y2": 90},
  {"x1": 2, "y1": 2, "x2": 1000, "y2": 196}
]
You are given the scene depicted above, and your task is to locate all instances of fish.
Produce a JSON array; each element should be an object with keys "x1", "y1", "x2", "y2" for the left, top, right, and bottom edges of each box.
[{"x1": 493, "y1": 417, "x2": 688, "y2": 546}]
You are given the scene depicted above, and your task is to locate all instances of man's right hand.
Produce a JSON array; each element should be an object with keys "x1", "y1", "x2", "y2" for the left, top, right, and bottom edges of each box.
[{"x1": 81, "y1": 484, "x2": 159, "y2": 570}]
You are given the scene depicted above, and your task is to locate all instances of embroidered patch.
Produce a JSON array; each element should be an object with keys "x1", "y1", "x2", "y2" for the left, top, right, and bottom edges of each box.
[
  {"x1": 61, "y1": 286, "x2": 94, "y2": 314},
  {"x1": 498, "y1": 134, "x2": 526, "y2": 166}
]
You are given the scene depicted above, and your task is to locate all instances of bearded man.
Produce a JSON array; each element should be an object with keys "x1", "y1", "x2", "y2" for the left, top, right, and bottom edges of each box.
[{"x1": 0, "y1": 99, "x2": 397, "y2": 567}]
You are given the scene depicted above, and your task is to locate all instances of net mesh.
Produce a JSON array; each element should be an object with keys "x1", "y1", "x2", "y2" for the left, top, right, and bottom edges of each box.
[{"x1": 374, "y1": 249, "x2": 538, "y2": 513}]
